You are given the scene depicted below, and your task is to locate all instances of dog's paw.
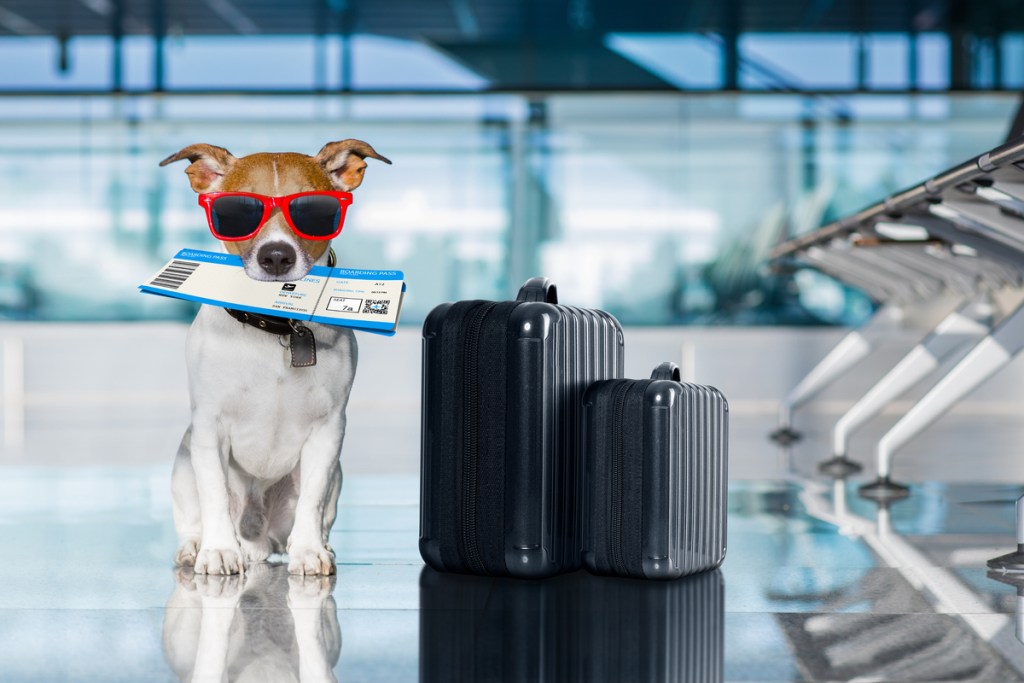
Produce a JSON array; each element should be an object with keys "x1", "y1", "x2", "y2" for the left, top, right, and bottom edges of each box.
[
  {"x1": 174, "y1": 539, "x2": 200, "y2": 567},
  {"x1": 288, "y1": 546, "x2": 336, "y2": 576},
  {"x1": 194, "y1": 547, "x2": 245, "y2": 575}
]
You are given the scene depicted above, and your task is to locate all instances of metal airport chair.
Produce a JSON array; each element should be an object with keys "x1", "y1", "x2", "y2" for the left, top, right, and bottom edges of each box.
[
  {"x1": 839, "y1": 244, "x2": 951, "y2": 298},
  {"x1": 770, "y1": 246, "x2": 922, "y2": 442},
  {"x1": 855, "y1": 150, "x2": 1024, "y2": 501},
  {"x1": 808, "y1": 245, "x2": 936, "y2": 302},
  {"x1": 819, "y1": 240, "x2": 1021, "y2": 477},
  {"x1": 772, "y1": 135, "x2": 1024, "y2": 572},
  {"x1": 769, "y1": 240, "x2": 950, "y2": 445}
]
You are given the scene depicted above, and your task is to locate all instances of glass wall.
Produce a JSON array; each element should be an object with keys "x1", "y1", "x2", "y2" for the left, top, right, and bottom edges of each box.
[{"x1": 0, "y1": 92, "x2": 1015, "y2": 325}]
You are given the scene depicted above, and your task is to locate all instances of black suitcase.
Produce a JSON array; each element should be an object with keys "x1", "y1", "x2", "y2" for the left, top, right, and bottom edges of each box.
[
  {"x1": 420, "y1": 278, "x2": 624, "y2": 578},
  {"x1": 582, "y1": 362, "x2": 728, "y2": 579}
]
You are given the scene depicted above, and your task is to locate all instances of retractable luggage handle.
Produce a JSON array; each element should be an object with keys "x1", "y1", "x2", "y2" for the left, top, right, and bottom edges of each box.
[
  {"x1": 651, "y1": 362, "x2": 681, "y2": 381},
  {"x1": 516, "y1": 278, "x2": 559, "y2": 304}
]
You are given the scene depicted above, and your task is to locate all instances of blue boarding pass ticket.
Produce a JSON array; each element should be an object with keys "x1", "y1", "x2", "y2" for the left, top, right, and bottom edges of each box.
[{"x1": 139, "y1": 249, "x2": 405, "y2": 336}]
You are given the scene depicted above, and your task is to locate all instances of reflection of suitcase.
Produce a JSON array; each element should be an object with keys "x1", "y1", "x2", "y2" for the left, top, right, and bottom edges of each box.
[
  {"x1": 582, "y1": 362, "x2": 728, "y2": 579},
  {"x1": 577, "y1": 570, "x2": 725, "y2": 682},
  {"x1": 419, "y1": 278, "x2": 624, "y2": 578},
  {"x1": 418, "y1": 567, "x2": 582, "y2": 681},
  {"x1": 418, "y1": 567, "x2": 725, "y2": 683}
]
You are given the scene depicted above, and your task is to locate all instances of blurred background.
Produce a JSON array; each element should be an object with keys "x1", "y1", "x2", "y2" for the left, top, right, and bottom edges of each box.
[
  {"x1": 1, "y1": 0, "x2": 1022, "y2": 328},
  {"x1": 3, "y1": 0, "x2": 1024, "y2": 473}
]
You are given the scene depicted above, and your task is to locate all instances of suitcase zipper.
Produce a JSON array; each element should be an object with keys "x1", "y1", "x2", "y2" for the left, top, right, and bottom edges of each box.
[
  {"x1": 610, "y1": 381, "x2": 630, "y2": 575},
  {"x1": 460, "y1": 301, "x2": 497, "y2": 573}
]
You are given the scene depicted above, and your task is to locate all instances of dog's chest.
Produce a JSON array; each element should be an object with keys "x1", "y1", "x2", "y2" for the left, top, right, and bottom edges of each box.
[{"x1": 187, "y1": 307, "x2": 356, "y2": 480}]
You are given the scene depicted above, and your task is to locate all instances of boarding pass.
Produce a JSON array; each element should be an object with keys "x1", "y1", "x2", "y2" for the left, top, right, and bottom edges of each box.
[{"x1": 139, "y1": 249, "x2": 405, "y2": 335}]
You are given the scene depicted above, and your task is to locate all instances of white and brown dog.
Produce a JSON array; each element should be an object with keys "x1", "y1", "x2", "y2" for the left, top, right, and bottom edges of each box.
[{"x1": 160, "y1": 139, "x2": 390, "y2": 575}]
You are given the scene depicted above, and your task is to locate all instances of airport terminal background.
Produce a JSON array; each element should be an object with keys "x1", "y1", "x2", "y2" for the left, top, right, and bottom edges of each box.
[{"x1": 7, "y1": 1, "x2": 1024, "y2": 681}]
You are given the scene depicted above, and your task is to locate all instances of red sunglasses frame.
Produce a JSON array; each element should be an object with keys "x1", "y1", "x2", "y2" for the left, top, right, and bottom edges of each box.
[{"x1": 197, "y1": 191, "x2": 354, "y2": 242}]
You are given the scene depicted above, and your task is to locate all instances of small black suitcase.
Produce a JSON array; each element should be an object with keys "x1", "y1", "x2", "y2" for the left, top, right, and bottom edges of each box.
[
  {"x1": 420, "y1": 278, "x2": 624, "y2": 578},
  {"x1": 582, "y1": 362, "x2": 728, "y2": 579}
]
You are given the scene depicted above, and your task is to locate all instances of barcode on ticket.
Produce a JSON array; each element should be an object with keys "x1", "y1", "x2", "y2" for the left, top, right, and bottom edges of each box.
[
  {"x1": 362, "y1": 299, "x2": 390, "y2": 315},
  {"x1": 151, "y1": 260, "x2": 200, "y2": 290}
]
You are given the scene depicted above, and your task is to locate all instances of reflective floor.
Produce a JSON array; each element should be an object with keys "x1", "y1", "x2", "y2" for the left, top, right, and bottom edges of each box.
[
  {"x1": 4, "y1": 320, "x2": 1024, "y2": 683},
  {"x1": 3, "y1": 454, "x2": 1024, "y2": 682}
]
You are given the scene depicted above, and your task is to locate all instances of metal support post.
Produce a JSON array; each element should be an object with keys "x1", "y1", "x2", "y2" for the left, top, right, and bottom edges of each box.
[
  {"x1": 770, "y1": 304, "x2": 901, "y2": 444},
  {"x1": 820, "y1": 295, "x2": 993, "y2": 477},
  {"x1": 861, "y1": 300, "x2": 1024, "y2": 500},
  {"x1": 988, "y1": 495, "x2": 1024, "y2": 573}
]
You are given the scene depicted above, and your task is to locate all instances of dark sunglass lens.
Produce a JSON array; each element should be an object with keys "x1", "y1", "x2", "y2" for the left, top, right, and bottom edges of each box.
[
  {"x1": 210, "y1": 196, "x2": 264, "y2": 238},
  {"x1": 288, "y1": 195, "x2": 341, "y2": 237}
]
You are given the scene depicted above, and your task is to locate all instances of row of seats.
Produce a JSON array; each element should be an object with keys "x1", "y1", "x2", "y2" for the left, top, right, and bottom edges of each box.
[{"x1": 770, "y1": 136, "x2": 1024, "y2": 572}]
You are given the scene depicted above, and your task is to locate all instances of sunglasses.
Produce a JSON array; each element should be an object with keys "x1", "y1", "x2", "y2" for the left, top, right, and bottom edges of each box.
[{"x1": 198, "y1": 191, "x2": 353, "y2": 241}]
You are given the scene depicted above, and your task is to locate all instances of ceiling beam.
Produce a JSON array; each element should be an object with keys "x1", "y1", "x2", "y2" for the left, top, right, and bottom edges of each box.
[
  {"x1": 799, "y1": 0, "x2": 839, "y2": 30},
  {"x1": 78, "y1": 0, "x2": 110, "y2": 16},
  {"x1": 0, "y1": 5, "x2": 46, "y2": 34},
  {"x1": 77, "y1": 0, "x2": 146, "y2": 33},
  {"x1": 204, "y1": 0, "x2": 260, "y2": 35}
]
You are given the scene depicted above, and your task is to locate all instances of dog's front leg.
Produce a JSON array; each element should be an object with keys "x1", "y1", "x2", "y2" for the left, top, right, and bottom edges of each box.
[
  {"x1": 287, "y1": 418, "x2": 345, "y2": 575},
  {"x1": 191, "y1": 422, "x2": 245, "y2": 575}
]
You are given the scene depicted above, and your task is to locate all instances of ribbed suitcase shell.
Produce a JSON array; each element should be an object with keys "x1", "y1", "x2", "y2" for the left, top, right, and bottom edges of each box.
[
  {"x1": 420, "y1": 278, "x2": 624, "y2": 578},
  {"x1": 418, "y1": 567, "x2": 725, "y2": 683},
  {"x1": 582, "y1": 362, "x2": 728, "y2": 579}
]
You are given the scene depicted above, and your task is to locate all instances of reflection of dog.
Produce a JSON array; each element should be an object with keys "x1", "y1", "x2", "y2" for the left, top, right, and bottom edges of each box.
[
  {"x1": 160, "y1": 141, "x2": 390, "y2": 575},
  {"x1": 163, "y1": 564, "x2": 341, "y2": 683}
]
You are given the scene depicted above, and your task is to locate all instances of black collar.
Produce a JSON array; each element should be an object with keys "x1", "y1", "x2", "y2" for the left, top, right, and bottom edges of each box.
[{"x1": 225, "y1": 308, "x2": 295, "y2": 335}]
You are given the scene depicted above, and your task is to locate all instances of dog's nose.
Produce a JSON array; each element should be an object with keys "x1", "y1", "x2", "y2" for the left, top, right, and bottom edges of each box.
[{"x1": 257, "y1": 242, "x2": 297, "y2": 277}]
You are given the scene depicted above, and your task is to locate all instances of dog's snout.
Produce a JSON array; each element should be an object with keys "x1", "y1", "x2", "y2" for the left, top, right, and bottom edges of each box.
[{"x1": 257, "y1": 242, "x2": 297, "y2": 277}]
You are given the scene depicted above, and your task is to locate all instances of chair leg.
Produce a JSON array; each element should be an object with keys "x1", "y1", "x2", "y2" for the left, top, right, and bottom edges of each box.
[
  {"x1": 823, "y1": 298, "x2": 991, "y2": 477},
  {"x1": 988, "y1": 495, "x2": 1024, "y2": 573},
  {"x1": 860, "y1": 300, "x2": 1024, "y2": 500},
  {"x1": 771, "y1": 305, "x2": 901, "y2": 444}
]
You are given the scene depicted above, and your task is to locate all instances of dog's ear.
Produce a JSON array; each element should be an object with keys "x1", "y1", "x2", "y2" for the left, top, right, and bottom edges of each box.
[
  {"x1": 315, "y1": 139, "x2": 391, "y2": 191},
  {"x1": 159, "y1": 144, "x2": 237, "y2": 193}
]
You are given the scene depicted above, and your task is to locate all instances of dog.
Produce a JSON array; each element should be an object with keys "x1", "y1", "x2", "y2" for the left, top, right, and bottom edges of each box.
[{"x1": 160, "y1": 139, "x2": 390, "y2": 575}]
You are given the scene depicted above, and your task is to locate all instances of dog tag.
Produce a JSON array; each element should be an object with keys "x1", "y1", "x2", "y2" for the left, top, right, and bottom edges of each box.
[{"x1": 289, "y1": 324, "x2": 317, "y2": 367}]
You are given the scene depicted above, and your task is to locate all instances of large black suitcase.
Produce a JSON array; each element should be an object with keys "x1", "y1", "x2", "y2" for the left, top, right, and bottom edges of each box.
[
  {"x1": 420, "y1": 278, "x2": 624, "y2": 578},
  {"x1": 582, "y1": 362, "x2": 728, "y2": 579}
]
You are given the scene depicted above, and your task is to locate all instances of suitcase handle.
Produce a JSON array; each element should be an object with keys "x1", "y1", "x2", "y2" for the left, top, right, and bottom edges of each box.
[
  {"x1": 651, "y1": 362, "x2": 681, "y2": 381},
  {"x1": 516, "y1": 277, "x2": 558, "y2": 304}
]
